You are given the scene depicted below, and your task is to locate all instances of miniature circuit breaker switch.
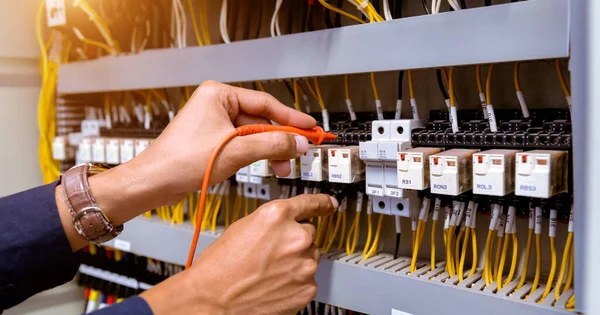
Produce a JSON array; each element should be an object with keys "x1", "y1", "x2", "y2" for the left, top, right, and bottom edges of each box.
[
  {"x1": 301, "y1": 145, "x2": 339, "y2": 182},
  {"x1": 515, "y1": 150, "x2": 568, "y2": 198},
  {"x1": 473, "y1": 149, "x2": 520, "y2": 196},
  {"x1": 397, "y1": 147, "x2": 443, "y2": 190},
  {"x1": 328, "y1": 146, "x2": 365, "y2": 184},
  {"x1": 429, "y1": 149, "x2": 479, "y2": 196}
]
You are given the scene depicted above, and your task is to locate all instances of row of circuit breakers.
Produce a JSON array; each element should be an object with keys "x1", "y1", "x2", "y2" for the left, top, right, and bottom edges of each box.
[{"x1": 53, "y1": 118, "x2": 568, "y2": 218}]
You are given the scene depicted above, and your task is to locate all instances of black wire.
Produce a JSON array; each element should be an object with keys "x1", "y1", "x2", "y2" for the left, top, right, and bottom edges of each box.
[
  {"x1": 301, "y1": 0, "x2": 308, "y2": 32},
  {"x1": 436, "y1": 69, "x2": 450, "y2": 100},
  {"x1": 394, "y1": 233, "x2": 401, "y2": 260},
  {"x1": 397, "y1": 71, "x2": 404, "y2": 101},
  {"x1": 242, "y1": 0, "x2": 251, "y2": 40},
  {"x1": 421, "y1": 0, "x2": 430, "y2": 14},
  {"x1": 393, "y1": 0, "x2": 403, "y2": 18},
  {"x1": 324, "y1": 1, "x2": 334, "y2": 28},
  {"x1": 372, "y1": 0, "x2": 380, "y2": 14},
  {"x1": 334, "y1": 0, "x2": 343, "y2": 27},
  {"x1": 460, "y1": 0, "x2": 467, "y2": 8},
  {"x1": 287, "y1": 0, "x2": 295, "y2": 34},
  {"x1": 283, "y1": 81, "x2": 295, "y2": 99},
  {"x1": 229, "y1": 0, "x2": 239, "y2": 41},
  {"x1": 254, "y1": 0, "x2": 263, "y2": 39},
  {"x1": 485, "y1": 0, "x2": 492, "y2": 6},
  {"x1": 307, "y1": 4, "x2": 315, "y2": 31}
]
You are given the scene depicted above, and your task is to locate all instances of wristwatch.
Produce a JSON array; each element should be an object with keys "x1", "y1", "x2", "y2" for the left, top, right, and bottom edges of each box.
[{"x1": 60, "y1": 163, "x2": 123, "y2": 243}]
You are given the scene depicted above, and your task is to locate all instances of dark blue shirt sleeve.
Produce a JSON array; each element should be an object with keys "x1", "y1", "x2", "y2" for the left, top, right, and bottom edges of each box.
[{"x1": 0, "y1": 182, "x2": 153, "y2": 315}]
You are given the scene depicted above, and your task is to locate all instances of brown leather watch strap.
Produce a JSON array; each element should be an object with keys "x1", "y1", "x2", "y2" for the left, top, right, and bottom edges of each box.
[{"x1": 61, "y1": 163, "x2": 122, "y2": 243}]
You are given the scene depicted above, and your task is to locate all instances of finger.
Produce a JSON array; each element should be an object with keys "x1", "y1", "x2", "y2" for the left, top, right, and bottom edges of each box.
[
  {"x1": 227, "y1": 84, "x2": 316, "y2": 128},
  {"x1": 286, "y1": 194, "x2": 338, "y2": 222},
  {"x1": 224, "y1": 132, "x2": 309, "y2": 167},
  {"x1": 271, "y1": 160, "x2": 291, "y2": 177},
  {"x1": 234, "y1": 113, "x2": 271, "y2": 126},
  {"x1": 299, "y1": 222, "x2": 317, "y2": 244},
  {"x1": 307, "y1": 243, "x2": 320, "y2": 262}
]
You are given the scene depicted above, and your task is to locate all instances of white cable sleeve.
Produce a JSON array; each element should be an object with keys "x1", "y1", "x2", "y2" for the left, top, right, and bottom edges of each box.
[
  {"x1": 535, "y1": 206, "x2": 542, "y2": 235},
  {"x1": 322, "y1": 109, "x2": 330, "y2": 132},
  {"x1": 313, "y1": 187, "x2": 320, "y2": 194},
  {"x1": 443, "y1": 206, "x2": 451, "y2": 230},
  {"x1": 168, "y1": 110, "x2": 175, "y2": 122},
  {"x1": 219, "y1": 0, "x2": 231, "y2": 44},
  {"x1": 447, "y1": 0, "x2": 461, "y2": 10},
  {"x1": 337, "y1": 307, "x2": 344, "y2": 315},
  {"x1": 356, "y1": 192, "x2": 364, "y2": 212},
  {"x1": 303, "y1": 187, "x2": 310, "y2": 195},
  {"x1": 516, "y1": 91, "x2": 530, "y2": 118},
  {"x1": 375, "y1": 99, "x2": 384, "y2": 120},
  {"x1": 303, "y1": 94, "x2": 311, "y2": 113},
  {"x1": 450, "y1": 106, "x2": 459, "y2": 133},
  {"x1": 410, "y1": 98, "x2": 419, "y2": 120},
  {"x1": 489, "y1": 204, "x2": 500, "y2": 230},
  {"x1": 449, "y1": 202, "x2": 460, "y2": 227},
  {"x1": 346, "y1": 99, "x2": 357, "y2": 121},
  {"x1": 528, "y1": 204, "x2": 535, "y2": 229},
  {"x1": 383, "y1": 0, "x2": 393, "y2": 20},
  {"x1": 270, "y1": 0, "x2": 284, "y2": 37},
  {"x1": 236, "y1": 183, "x2": 243, "y2": 196},
  {"x1": 291, "y1": 185, "x2": 298, "y2": 197},
  {"x1": 456, "y1": 201, "x2": 466, "y2": 227},
  {"x1": 432, "y1": 198, "x2": 441, "y2": 221},
  {"x1": 444, "y1": 98, "x2": 451, "y2": 111},
  {"x1": 566, "y1": 95, "x2": 572, "y2": 113},
  {"x1": 511, "y1": 219, "x2": 517, "y2": 234},
  {"x1": 324, "y1": 305, "x2": 330, "y2": 315},
  {"x1": 395, "y1": 215, "x2": 402, "y2": 233},
  {"x1": 366, "y1": 196, "x2": 373, "y2": 215},
  {"x1": 177, "y1": 0, "x2": 187, "y2": 48},
  {"x1": 307, "y1": 304, "x2": 313, "y2": 315},
  {"x1": 505, "y1": 206, "x2": 516, "y2": 234},
  {"x1": 486, "y1": 104, "x2": 498, "y2": 132},
  {"x1": 144, "y1": 110, "x2": 151, "y2": 130},
  {"x1": 549, "y1": 209, "x2": 557, "y2": 237},
  {"x1": 470, "y1": 204, "x2": 478, "y2": 228},
  {"x1": 105, "y1": 112, "x2": 112, "y2": 129},
  {"x1": 133, "y1": 105, "x2": 144, "y2": 124},
  {"x1": 568, "y1": 206, "x2": 574, "y2": 233},
  {"x1": 411, "y1": 216, "x2": 417, "y2": 231},
  {"x1": 418, "y1": 197, "x2": 431, "y2": 221},
  {"x1": 338, "y1": 197, "x2": 347, "y2": 212},
  {"x1": 478, "y1": 92, "x2": 488, "y2": 119},
  {"x1": 394, "y1": 99, "x2": 402, "y2": 120},
  {"x1": 497, "y1": 213, "x2": 506, "y2": 237},
  {"x1": 465, "y1": 201, "x2": 474, "y2": 228}
]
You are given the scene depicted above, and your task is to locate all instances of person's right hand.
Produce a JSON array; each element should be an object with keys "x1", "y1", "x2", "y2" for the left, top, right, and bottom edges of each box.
[{"x1": 140, "y1": 193, "x2": 338, "y2": 315}]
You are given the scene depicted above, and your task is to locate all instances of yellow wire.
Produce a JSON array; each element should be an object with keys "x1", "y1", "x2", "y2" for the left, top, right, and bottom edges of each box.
[
  {"x1": 211, "y1": 196, "x2": 224, "y2": 231},
  {"x1": 410, "y1": 220, "x2": 424, "y2": 273},
  {"x1": 318, "y1": 0, "x2": 366, "y2": 24},
  {"x1": 76, "y1": 32, "x2": 114, "y2": 55},
  {"x1": 232, "y1": 195, "x2": 243, "y2": 223},
  {"x1": 75, "y1": 0, "x2": 120, "y2": 52},
  {"x1": 62, "y1": 41, "x2": 72, "y2": 63},
  {"x1": 293, "y1": 80, "x2": 301, "y2": 111},
  {"x1": 483, "y1": 230, "x2": 494, "y2": 286},
  {"x1": 324, "y1": 211, "x2": 342, "y2": 253},
  {"x1": 408, "y1": 70, "x2": 415, "y2": 99},
  {"x1": 555, "y1": 232, "x2": 573, "y2": 300},
  {"x1": 344, "y1": 75, "x2": 351, "y2": 100},
  {"x1": 529, "y1": 234, "x2": 542, "y2": 297},
  {"x1": 199, "y1": 0, "x2": 211, "y2": 44},
  {"x1": 446, "y1": 225, "x2": 457, "y2": 277},
  {"x1": 362, "y1": 214, "x2": 385, "y2": 261},
  {"x1": 458, "y1": 227, "x2": 470, "y2": 282},
  {"x1": 370, "y1": 72, "x2": 380, "y2": 100},
  {"x1": 187, "y1": 0, "x2": 204, "y2": 46},
  {"x1": 516, "y1": 229, "x2": 534, "y2": 290},
  {"x1": 318, "y1": 216, "x2": 332, "y2": 248},
  {"x1": 316, "y1": 217, "x2": 324, "y2": 246},
  {"x1": 563, "y1": 245, "x2": 574, "y2": 294},
  {"x1": 313, "y1": 77, "x2": 327, "y2": 111},
  {"x1": 256, "y1": 81, "x2": 266, "y2": 92},
  {"x1": 454, "y1": 229, "x2": 464, "y2": 270},
  {"x1": 225, "y1": 195, "x2": 234, "y2": 228},
  {"x1": 493, "y1": 235, "x2": 503, "y2": 282},
  {"x1": 566, "y1": 294, "x2": 575, "y2": 309},
  {"x1": 430, "y1": 219, "x2": 437, "y2": 271},
  {"x1": 448, "y1": 67, "x2": 456, "y2": 107},
  {"x1": 304, "y1": 79, "x2": 320, "y2": 101},
  {"x1": 244, "y1": 198, "x2": 250, "y2": 216},
  {"x1": 513, "y1": 62, "x2": 522, "y2": 92},
  {"x1": 476, "y1": 65, "x2": 484, "y2": 94},
  {"x1": 504, "y1": 233, "x2": 518, "y2": 286},
  {"x1": 485, "y1": 64, "x2": 494, "y2": 105},
  {"x1": 555, "y1": 59, "x2": 571, "y2": 97},
  {"x1": 346, "y1": 213, "x2": 361, "y2": 255},
  {"x1": 338, "y1": 210, "x2": 347, "y2": 250},
  {"x1": 469, "y1": 228, "x2": 478, "y2": 277},
  {"x1": 497, "y1": 233, "x2": 510, "y2": 291},
  {"x1": 539, "y1": 236, "x2": 557, "y2": 303},
  {"x1": 363, "y1": 213, "x2": 373, "y2": 255}
]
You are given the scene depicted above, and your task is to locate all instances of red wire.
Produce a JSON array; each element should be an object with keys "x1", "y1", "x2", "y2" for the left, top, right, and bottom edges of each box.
[{"x1": 185, "y1": 125, "x2": 335, "y2": 268}]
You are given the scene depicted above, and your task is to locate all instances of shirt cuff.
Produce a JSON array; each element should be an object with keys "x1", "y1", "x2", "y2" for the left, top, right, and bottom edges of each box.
[{"x1": 90, "y1": 296, "x2": 153, "y2": 315}]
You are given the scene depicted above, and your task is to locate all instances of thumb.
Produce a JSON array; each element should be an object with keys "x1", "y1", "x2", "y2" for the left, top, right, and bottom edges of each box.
[{"x1": 224, "y1": 131, "x2": 309, "y2": 175}]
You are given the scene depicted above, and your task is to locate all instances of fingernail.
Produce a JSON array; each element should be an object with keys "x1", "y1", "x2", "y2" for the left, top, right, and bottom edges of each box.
[
  {"x1": 295, "y1": 135, "x2": 309, "y2": 155},
  {"x1": 329, "y1": 196, "x2": 339, "y2": 209}
]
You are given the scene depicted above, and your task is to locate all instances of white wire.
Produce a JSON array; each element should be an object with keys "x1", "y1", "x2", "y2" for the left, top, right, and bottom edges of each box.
[
  {"x1": 346, "y1": 0, "x2": 369, "y2": 19},
  {"x1": 447, "y1": 0, "x2": 461, "y2": 11},
  {"x1": 176, "y1": 0, "x2": 187, "y2": 48},
  {"x1": 219, "y1": 0, "x2": 231, "y2": 43},
  {"x1": 270, "y1": 0, "x2": 284, "y2": 37},
  {"x1": 382, "y1": 0, "x2": 393, "y2": 21}
]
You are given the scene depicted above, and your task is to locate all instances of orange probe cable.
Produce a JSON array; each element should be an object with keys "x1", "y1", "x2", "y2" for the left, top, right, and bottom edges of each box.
[{"x1": 185, "y1": 125, "x2": 336, "y2": 268}]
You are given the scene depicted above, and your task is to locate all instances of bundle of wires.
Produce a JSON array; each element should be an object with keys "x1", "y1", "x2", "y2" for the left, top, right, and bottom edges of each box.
[
  {"x1": 312, "y1": 77, "x2": 330, "y2": 131},
  {"x1": 457, "y1": 201, "x2": 478, "y2": 281},
  {"x1": 554, "y1": 59, "x2": 572, "y2": 113},
  {"x1": 527, "y1": 205, "x2": 543, "y2": 297},
  {"x1": 345, "y1": 191, "x2": 364, "y2": 255},
  {"x1": 410, "y1": 197, "x2": 431, "y2": 272},
  {"x1": 429, "y1": 198, "x2": 442, "y2": 270},
  {"x1": 538, "y1": 208, "x2": 558, "y2": 303},
  {"x1": 495, "y1": 205, "x2": 518, "y2": 291},
  {"x1": 554, "y1": 207, "x2": 574, "y2": 303},
  {"x1": 485, "y1": 64, "x2": 499, "y2": 132},
  {"x1": 323, "y1": 197, "x2": 347, "y2": 253},
  {"x1": 483, "y1": 204, "x2": 501, "y2": 286},
  {"x1": 514, "y1": 203, "x2": 535, "y2": 292}
]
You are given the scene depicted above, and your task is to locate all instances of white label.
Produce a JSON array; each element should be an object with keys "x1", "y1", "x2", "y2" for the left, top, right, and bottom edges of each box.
[
  {"x1": 535, "y1": 207, "x2": 542, "y2": 235},
  {"x1": 489, "y1": 204, "x2": 500, "y2": 230},
  {"x1": 394, "y1": 99, "x2": 402, "y2": 120},
  {"x1": 366, "y1": 196, "x2": 373, "y2": 214},
  {"x1": 46, "y1": 0, "x2": 67, "y2": 26},
  {"x1": 450, "y1": 106, "x2": 459, "y2": 133},
  {"x1": 444, "y1": 98, "x2": 451, "y2": 111},
  {"x1": 411, "y1": 216, "x2": 417, "y2": 231},
  {"x1": 375, "y1": 99, "x2": 384, "y2": 120},
  {"x1": 549, "y1": 209, "x2": 557, "y2": 237},
  {"x1": 303, "y1": 95, "x2": 311, "y2": 113},
  {"x1": 355, "y1": 192, "x2": 364, "y2": 212},
  {"x1": 139, "y1": 282, "x2": 154, "y2": 290},
  {"x1": 368, "y1": 187, "x2": 384, "y2": 196},
  {"x1": 528, "y1": 205, "x2": 535, "y2": 229},
  {"x1": 478, "y1": 92, "x2": 488, "y2": 118},
  {"x1": 105, "y1": 113, "x2": 112, "y2": 129},
  {"x1": 566, "y1": 95, "x2": 572, "y2": 112},
  {"x1": 450, "y1": 203, "x2": 461, "y2": 226},
  {"x1": 346, "y1": 99, "x2": 357, "y2": 121},
  {"x1": 505, "y1": 206, "x2": 516, "y2": 234},
  {"x1": 168, "y1": 110, "x2": 175, "y2": 121},
  {"x1": 443, "y1": 206, "x2": 451, "y2": 230},
  {"x1": 465, "y1": 201, "x2": 474, "y2": 227},
  {"x1": 395, "y1": 215, "x2": 402, "y2": 233},
  {"x1": 568, "y1": 206, "x2": 574, "y2": 232},
  {"x1": 392, "y1": 309, "x2": 414, "y2": 315},
  {"x1": 516, "y1": 91, "x2": 530, "y2": 118},
  {"x1": 486, "y1": 104, "x2": 498, "y2": 132},
  {"x1": 410, "y1": 98, "x2": 419, "y2": 120},
  {"x1": 432, "y1": 198, "x2": 441, "y2": 221},
  {"x1": 85, "y1": 299, "x2": 98, "y2": 313},
  {"x1": 470, "y1": 205, "x2": 477, "y2": 228},
  {"x1": 322, "y1": 109, "x2": 330, "y2": 132},
  {"x1": 497, "y1": 213, "x2": 506, "y2": 237},
  {"x1": 113, "y1": 239, "x2": 131, "y2": 251},
  {"x1": 418, "y1": 197, "x2": 430, "y2": 221}
]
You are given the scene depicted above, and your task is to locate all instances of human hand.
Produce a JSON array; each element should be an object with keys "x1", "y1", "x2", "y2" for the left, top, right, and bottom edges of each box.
[{"x1": 140, "y1": 194, "x2": 338, "y2": 315}]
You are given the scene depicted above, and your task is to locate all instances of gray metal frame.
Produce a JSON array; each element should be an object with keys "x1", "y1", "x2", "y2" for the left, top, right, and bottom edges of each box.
[{"x1": 58, "y1": 0, "x2": 569, "y2": 94}]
